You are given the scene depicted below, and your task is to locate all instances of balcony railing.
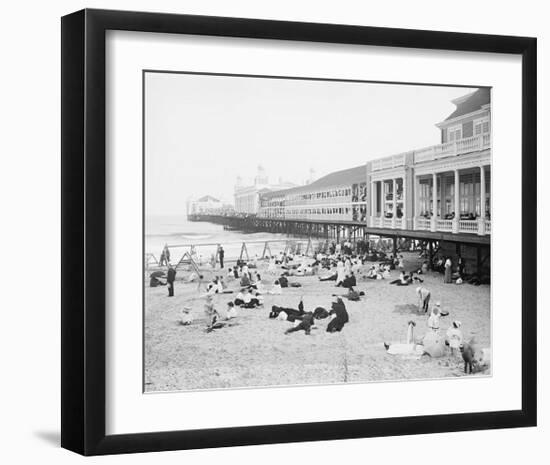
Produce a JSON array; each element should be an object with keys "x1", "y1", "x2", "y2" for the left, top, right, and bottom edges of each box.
[
  {"x1": 371, "y1": 152, "x2": 407, "y2": 171},
  {"x1": 458, "y1": 220, "x2": 478, "y2": 233},
  {"x1": 436, "y1": 219, "x2": 453, "y2": 232},
  {"x1": 413, "y1": 133, "x2": 490, "y2": 164},
  {"x1": 415, "y1": 217, "x2": 431, "y2": 230},
  {"x1": 370, "y1": 216, "x2": 382, "y2": 228}
]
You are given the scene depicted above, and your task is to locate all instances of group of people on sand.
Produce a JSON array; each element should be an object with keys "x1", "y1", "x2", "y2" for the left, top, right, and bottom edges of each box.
[
  {"x1": 269, "y1": 296, "x2": 350, "y2": 335},
  {"x1": 382, "y1": 283, "x2": 490, "y2": 374},
  {"x1": 159, "y1": 242, "x2": 484, "y2": 365}
]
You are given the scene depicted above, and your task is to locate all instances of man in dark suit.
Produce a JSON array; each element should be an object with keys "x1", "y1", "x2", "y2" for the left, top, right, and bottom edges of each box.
[
  {"x1": 167, "y1": 266, "x2": 176, "y2": 297},
  {"x1": 218, "y1": 246, "x2": 225, "y2": 269}
]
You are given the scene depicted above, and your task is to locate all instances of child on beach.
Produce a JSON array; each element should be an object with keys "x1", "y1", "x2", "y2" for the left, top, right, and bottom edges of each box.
[
  {"x1": 180, "y1": 306, "x2": 193, "y2": 326},
  {"x1": 225, "y1": 302, "x2": 238, "y2": 320},
  {"x1": 204, "y1": 295, "x2": 220, "y2": 331},
  {"x1": 445, "y1": 320, "x2": 463, "y2": 355},
  {"x1": 268, "y1": 280, "x2": 282, "y2": 295}
]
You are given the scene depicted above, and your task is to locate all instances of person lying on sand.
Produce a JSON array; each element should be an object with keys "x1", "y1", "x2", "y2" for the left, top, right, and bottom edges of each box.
[
  {"x1": 383, "y1": 320, "x2": 424, "y2": 356},
  {"x1": 332, "y1": 287, "x2": 364, "y2": 302},
  {"x1": 284, "y1": 312, "x2": 315, "y2": 335},
  {"x1": 319, "y1": 269, "x2": 338, "y2": 281}
]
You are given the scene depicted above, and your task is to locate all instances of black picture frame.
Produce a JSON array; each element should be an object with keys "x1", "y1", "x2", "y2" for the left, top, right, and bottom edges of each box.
[{"x1": 61, "y1": 8, "x2": 537, "y2": 456}]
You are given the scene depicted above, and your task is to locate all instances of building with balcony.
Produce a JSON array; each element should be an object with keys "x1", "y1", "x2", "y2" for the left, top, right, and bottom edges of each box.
[
  {"x1": 368, "y1": 88, "x2": 491, "y2": 237},
  {"x1": 259, "y1": 165, "x2": 368, "y2": 222}
]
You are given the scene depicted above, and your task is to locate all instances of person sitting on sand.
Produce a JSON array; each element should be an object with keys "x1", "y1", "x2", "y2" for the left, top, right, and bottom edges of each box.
[
  {"x1": 233, "y1": 288, "x2": 261, "y2": 308},
  {"x1": 398, "y1": 255, "x2": 405, "y2": 270},
  {"x1": 327, "y1": 297, "x2": 349, "y2": 333},
  {"x1": 233, "y1": 289, "x2": 246, "y2": 307},
  {"x1": 204, "y1": 295, "x2": 222, "y2": 332},
  {"x1": 278, "y1": 275, "x2": 289, "y2": 288},
  {"x1": 416, "y1": 286, "x2": 431, "y2": 313},
  {"x1": 340, "y1": 272, "x2": 357, "y2": 289},
  {"x1": 242, "y1": 263, "x2": 250, "y2": 278},
  {"x1": 333, "y1": 287, "x2": 364, "y2": 302},
  {"x1": 225, "y1": 302, "x2": 238, "y2": 320},
  {"x1": 432, "y1": 301, "x2": 449, "y2": 316},
  {"x1": 267, "y1": 279, "x2": 282, "y2": 295},
  {"x1": 445, "y1": 320, "x2": 463, "y2": 355},
  {"x1": 180, "y1": 306, "x2": 193, "y2": 326},
  {"x1": 206, "y1": 277, "x2": 222, "y2": 294},
  {"x1": 240, "y1": 273, "x2": 251, "y2": 288}
]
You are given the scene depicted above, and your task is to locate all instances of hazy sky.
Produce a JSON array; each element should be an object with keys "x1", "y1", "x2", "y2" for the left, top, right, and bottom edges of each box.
[{"x1": 145, "y1": 72, "x2": 476, "y2": 216}]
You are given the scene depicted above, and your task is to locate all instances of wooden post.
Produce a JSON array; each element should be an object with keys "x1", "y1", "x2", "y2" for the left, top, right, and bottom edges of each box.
[
  {"x1": 428, "y1": 241, "x2": 434, "y2": 270},
  {"x1": 305, "y1": 237, "x2": 313, "y2": 257},
  {"x1": 476, "y1": 245, "x2": 482, "y2": 275},
  {"x1": 393, "y1": 237, "x2": 398, "y2": 256},
  {"x1": 239, "y1": 242, "x2": 249, "y2": 262},
  {"x1": 262, "y1": 241, "x2": 272, "y2": 259}
]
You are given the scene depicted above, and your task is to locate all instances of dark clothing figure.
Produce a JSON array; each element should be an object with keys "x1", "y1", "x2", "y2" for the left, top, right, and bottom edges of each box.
[
  {"x1": 167, "y1": 267, "x2": 176, "y2": 297},
  {"x1": 345, "y1": 289, "x2": 361, "y2": 301},
  {"x1": 327, "y1": 299, "x2": 349, "y2": 333},
  {"x1": 285, "y1": 312, "x2": 315, "y2": 335},
  {"x1": 149, "y1": 276, "x2": 165, "y2": 287},
  {"x1": 278, "y1": 276, "x2": 289, "y2": 288},
  {"x1": 218, "y1": 247, "x2": 225, "y2": 269},
  {"x1": 313, "y1": 307, "x2": 330, "y2": 319},
  {"x1": 341, "y1": 275, "x2": 357, "y2": 289},
  {"x1": 240, "y1": 274, "x2": 251, "y2": 288},
  {"x1": 269, "y1": 305, "x2": 305, "y2": 322}
]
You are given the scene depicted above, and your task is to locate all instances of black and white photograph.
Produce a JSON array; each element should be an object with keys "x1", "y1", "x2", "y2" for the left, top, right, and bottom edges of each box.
[{"x1": 144, "y1": 72, "x2": 492, "y2": 392}]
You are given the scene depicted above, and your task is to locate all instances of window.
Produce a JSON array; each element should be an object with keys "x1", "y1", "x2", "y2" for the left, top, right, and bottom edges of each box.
[
  {"x1": 474, "y1": 118, "x2": 490, "y2": 135},
  {"x1": 449, "y1": 128, "x2": 461, "y2": 141}
]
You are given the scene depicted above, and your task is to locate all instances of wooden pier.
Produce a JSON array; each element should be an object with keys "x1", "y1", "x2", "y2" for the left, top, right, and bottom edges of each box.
[{"x1": 186, "y1": 213, "x2": 490, "y2": 275}]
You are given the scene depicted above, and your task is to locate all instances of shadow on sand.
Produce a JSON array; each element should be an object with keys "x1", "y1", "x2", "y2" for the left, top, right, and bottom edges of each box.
[{"x1": 393, "y1": 304, "x2": 422, "y2": 314}]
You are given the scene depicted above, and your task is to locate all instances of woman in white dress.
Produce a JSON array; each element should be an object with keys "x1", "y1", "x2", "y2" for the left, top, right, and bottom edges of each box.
[
  {"x1": 384, "y1": 321, "x2": 423, "y2": 356},
  {"x1": 267, "y1": 256, "x2": 277, "y2": 274},
  {"x1": 336, "y1": 260, "x2": 346, "y2": 286}
]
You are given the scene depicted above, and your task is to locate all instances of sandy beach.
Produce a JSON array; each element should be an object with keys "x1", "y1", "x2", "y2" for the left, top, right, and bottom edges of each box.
[{"x1": 144, "y1": 252, "x2": 491, "y2": 392}]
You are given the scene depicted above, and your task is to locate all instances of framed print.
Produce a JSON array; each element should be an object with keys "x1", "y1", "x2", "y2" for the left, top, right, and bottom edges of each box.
[{"x1": 61, "y1": 9, "x2": 537, "y2": 456}]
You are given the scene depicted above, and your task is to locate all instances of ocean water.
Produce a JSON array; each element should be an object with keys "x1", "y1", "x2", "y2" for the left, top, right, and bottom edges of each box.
[{"x1": 145, "y1": 215, "x2": 316, "y2": 265}]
